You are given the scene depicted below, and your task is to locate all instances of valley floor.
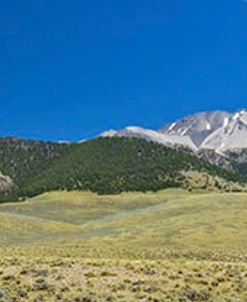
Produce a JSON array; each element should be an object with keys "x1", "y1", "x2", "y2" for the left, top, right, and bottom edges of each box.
[{"x1": 0, "y1": 189, "x2": 247, "y2": 301}]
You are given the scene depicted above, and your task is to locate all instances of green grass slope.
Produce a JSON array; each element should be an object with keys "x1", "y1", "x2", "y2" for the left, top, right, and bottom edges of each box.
[
  {"x1": 1, "y1": 189, "x2": 247, "y2": 255},
  {"x1": 1, "y1": 190, "x2": 247, "y2": 301}
]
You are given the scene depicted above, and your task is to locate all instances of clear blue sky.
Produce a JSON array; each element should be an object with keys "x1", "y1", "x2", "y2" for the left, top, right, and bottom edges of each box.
[{"x1": 1, "y1": 0, "x2": 247, "y2": 141}]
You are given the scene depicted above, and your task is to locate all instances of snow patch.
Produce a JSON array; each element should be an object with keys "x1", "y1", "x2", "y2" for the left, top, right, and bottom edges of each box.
[
  {"x1": 168, "y1": 122, "x2": 176, "y2": 131},
  {"x1": 233, "y1": 113, "x2": 240, "y2": 120},
  {"x1": 206, "y1": 122, "x2": 211, "y2": 130},
  {"x1": 223, "y1": 117, "x2": 229, "y2": 127},
  {"x1": 101, "y1": 130, "x2": 118, "y2": 137}
]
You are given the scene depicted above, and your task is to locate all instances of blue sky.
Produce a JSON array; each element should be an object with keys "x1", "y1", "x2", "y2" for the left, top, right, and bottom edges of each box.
[{"x1": 1, "y1": 0, "x2": 247, "y2": 141}]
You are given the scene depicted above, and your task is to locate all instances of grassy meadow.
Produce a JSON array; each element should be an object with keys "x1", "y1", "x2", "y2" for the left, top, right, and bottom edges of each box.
[{"x1": 0, "y1": 189, "x2": 247, "y2": 301}]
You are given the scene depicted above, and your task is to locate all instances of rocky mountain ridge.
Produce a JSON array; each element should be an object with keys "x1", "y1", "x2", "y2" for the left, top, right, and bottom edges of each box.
[
  {"x1": 0, "y1": 109, "x2": 247, "y2": 201},
  {"x1": 102, "y1": 109, "x2": 247, "y2": 154}
]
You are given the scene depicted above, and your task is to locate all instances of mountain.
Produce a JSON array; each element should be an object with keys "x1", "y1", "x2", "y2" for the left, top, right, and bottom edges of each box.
[
  {"x1": 101, "y1": 126, "x2": 197, "y2": 151},
  {"x1": 160, "y1": 110, "x2": 231, "y2": 149},
  {"x1": 0, "y1": 109, "x2": 247, "y2": 202},
  {"x1": 102, "y1": 109, "x2": 247, "y2": 153},
  {"x1": 14, "y1": 137, "x2": 247, "y2": 198},
  {"x1": 0, "y1": 137, "x2": 70, "y2": 193},
  {"x1": 100, "y1": 109, "x2": 247, "y2": 179},
  {"x1": 200, "y1": 110, "x2": 247, "y2": 152},
  {"x1": 0, "y1": 136, "x2": 245, "y2": 202},
  {"x1": 161, "y1": 109, "x2": 247, "y2": 153}
]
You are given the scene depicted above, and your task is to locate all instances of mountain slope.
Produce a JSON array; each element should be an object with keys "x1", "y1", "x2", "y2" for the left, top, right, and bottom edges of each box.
[
  {"x1": 100, "y1": 110, "x2": 247, "y2": 178},
  {"x1": 0, "y1": 172, "x2": 13, "y2": 192},
  {"x1": 104, "y1": 109, "x2": 247, "y2": 154},
  {"x1": 160, "y1": 109, "x2": 247, "y2": 153},
  {"x1": 200, "y1": 110, "x2": 247, "y2": 151},
  {"x1": 12, "y1": 137, "x2": 246, "y2": 200},
  {"x1": 0, "y1": 137, "x2": 70, "y2": 190},
  {"x1": 101, "y1": 126, "x2": 197, "y2": 150},
  {"x1": 0, "y1": 109, "x2": 247, "y2": 202},
  {"x1": 160, "y1": 110, "x2": 230, "y2": 148}
]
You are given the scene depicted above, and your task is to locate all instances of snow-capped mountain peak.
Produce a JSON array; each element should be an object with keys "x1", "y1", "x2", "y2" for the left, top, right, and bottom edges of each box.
[
  {"x1": 200, "y1": 109, "x2": 247, "y2": 151},
  {"x1": 159, "y1": 110, "x2": 231, "y2": 148},
  {"x1": 100, "y1": 109, "x2": 247, "y2": 154}
]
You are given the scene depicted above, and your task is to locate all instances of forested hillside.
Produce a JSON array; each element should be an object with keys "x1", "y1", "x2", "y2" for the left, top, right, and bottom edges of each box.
[
  {"x1": 0, "y1": 137, "x2": 70, "y2": 186},
  {"x1": 0, "y1": 137, "x2": 246, "y2": 202},
  {"x1": 0, "y1": 137, "x2": 70, "y2": 200},
  {"x1": 13, "y1": 137, "x2": 247, "y2": 199}
]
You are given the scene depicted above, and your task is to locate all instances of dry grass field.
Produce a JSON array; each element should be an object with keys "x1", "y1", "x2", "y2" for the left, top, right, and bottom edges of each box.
[{"x1": 0, "y1": 189, "x2": 247, "y2": 301}]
